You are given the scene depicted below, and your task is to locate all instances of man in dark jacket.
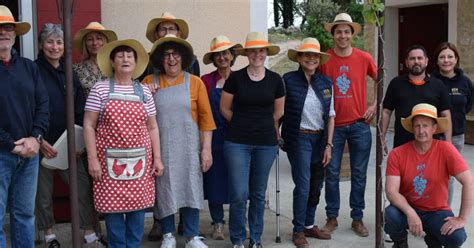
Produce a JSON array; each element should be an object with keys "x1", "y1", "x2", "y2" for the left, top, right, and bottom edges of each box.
[{"x1": 0, "y1": 5, "x2": 49, "y2": 248}]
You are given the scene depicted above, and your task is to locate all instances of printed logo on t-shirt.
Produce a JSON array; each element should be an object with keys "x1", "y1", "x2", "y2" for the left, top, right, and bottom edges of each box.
[
  {"x1": 413, "y1": 163, "x2": 427, "y2": 197},
  {"x1": 450, "y1": 88, "x2": 461, "y2": 96},
  {"x1": 336, "y1": 66, "x2": 350, "y2": 95}
]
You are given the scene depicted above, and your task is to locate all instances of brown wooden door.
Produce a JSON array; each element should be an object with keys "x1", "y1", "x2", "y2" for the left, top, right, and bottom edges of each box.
[{"x1": 398, "y1": 4, "x2": 448, "y2": 75}]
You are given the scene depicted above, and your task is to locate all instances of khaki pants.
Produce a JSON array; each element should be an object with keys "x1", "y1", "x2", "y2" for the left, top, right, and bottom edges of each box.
[{"x1": 35, "y1": 157, "x2": 95, "y2": 230}]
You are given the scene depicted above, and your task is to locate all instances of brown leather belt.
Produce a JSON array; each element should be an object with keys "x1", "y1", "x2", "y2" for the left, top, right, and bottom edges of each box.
[{"x1": 299, "y1": 129, "x2": 323, "y2": 134}]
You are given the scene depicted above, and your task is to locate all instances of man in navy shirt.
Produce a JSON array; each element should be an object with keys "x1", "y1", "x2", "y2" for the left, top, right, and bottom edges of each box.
[{"x1": 0, "y1": 5, "x2": 49, "y2": 247}]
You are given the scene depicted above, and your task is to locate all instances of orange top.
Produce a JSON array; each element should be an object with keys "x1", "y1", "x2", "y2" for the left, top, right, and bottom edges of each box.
[{"x1": 142, "y1": 73, "x2": 216, "y2": 131}]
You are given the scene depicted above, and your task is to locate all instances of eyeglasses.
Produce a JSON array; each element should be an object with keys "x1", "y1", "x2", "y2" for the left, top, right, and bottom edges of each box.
[
  {"x1": 157, "y1": 26, "x2": 178, "y2": 33},
  {"x1": 0, "y1": 24, "x2": 15, "y2": 32},
  {"x1": 163, "y1": 51, "x2": 181, "y2": 60},
  {"x1": 213, "y1": 50, "x2": 231, "y2": 58}
]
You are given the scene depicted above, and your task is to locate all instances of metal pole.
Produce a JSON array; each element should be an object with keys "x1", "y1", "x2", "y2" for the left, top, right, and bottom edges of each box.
[
  {"x1": 62, "y1": 0, "x2": 81, "y2": 246},
  {"x1": 375, "y1": 1, "x2": 386, "y2": 247},
  {"x1": 275, "y1": 149, "x2": 281, "y2": 243}
]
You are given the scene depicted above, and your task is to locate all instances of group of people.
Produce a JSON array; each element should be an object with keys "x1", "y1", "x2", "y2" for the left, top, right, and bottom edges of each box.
[{"x1": 0, "y1": 4, "x2": 473, "y2": 248}]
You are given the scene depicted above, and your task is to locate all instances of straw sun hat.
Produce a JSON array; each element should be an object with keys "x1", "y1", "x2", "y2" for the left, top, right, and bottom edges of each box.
[
  {"x1": 0, "y1": 5, "x2": 31, "y2": 35},
  {"x1": 97, "y1": 39, "x2": 149, "y2": 80},
  {"x1": 149, "y1": 34, "x2": 194, "y2": 69},
  {"x1": 73, "y1": 22, "x2": 117, "y2": 53},
  {"x1": 324, "y1": 13, "x2": 362, "y2": 35},
  {"x1": 235, "y1": 32, "x2": 280, "y2": 56},
  {"x1": 401, "y1": 103, "x2": 448, "y2": 134},
  {"x1": 146, "y1": 12, "x2": 189, "y2": 43},
  {"x1": 202, "y1": 35, "x2": 242, "y2": 65},
  {"x1": 287, "y1": 37, "x2": 330, "y2": 64}
]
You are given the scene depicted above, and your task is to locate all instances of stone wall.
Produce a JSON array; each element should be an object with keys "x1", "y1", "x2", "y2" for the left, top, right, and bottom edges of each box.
[{"x1": 457, "y1": 0, "x2": 474, "y2": 80}]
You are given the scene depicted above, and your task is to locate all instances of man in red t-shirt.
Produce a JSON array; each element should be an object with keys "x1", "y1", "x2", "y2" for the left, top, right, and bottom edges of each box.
[
  {"x1": 385, "y1": 103, "x2": 473, "y2": 248},
  {"x1": 319, "y1": 13, "x2": 377, "y2": 237}
]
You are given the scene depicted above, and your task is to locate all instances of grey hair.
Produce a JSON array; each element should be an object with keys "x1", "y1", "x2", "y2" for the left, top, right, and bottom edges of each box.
[{"x1": 38, "y1": 23, "x2": 63, "y2": 46}]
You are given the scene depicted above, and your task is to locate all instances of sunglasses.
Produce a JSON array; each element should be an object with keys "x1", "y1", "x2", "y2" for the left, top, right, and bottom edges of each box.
[{"x1": 0, "y1": 24, "x2": 15, "y2": 32}]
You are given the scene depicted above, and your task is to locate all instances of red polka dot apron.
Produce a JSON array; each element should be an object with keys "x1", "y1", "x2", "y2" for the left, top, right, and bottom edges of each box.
[{"x1": 93, "y1": 80, "x2": 155, "y2": 213}]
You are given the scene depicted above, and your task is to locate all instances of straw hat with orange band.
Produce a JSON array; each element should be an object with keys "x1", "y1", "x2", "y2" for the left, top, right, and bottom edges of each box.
[
  {"x1": 235, "y1": 32, "x2": 280, "y2": 56},
  {"x1": 0, "y1": 5, "x2": 31, "y2": 35},
  {"x1": 401, "y1": 103, "x2": 448, "y2": 134},
  {"x1": 203, "y1": 35, "x2": 242, "y2": 65},
  {"x1": 287, "y1": 37, "x2": 330, "y2": 64},
  {"x1": 73, "y1": 22, "x2": 117, "y2": 54},
  {"x1": 146, "y1": 12, "x2": 189, "y2": 43}
]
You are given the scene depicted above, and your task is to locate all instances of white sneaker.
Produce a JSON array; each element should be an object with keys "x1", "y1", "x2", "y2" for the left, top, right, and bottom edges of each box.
[
  {"x1": 233, "y1": 245, "x2": 245, "y2": 248},
  {"x1": 160, "y1": 233, "x2": 176, "y2": 248},
  {"x1": 185, "y1": 236, "x2": 208, "y2": 248}
]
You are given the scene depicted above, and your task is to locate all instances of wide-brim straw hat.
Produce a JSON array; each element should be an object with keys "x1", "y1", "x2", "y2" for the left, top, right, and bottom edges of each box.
[
  {"x1": 73, "y1": 22, "x2": 117, "y2": 53},
  {"x1": 97, "y1": 39, "x2": 149, "y2": 80},
  {"x1": 146, "y1": 12, "x2": 189, "y2": 43},
  {"x1": 235, "y1": 32, "x2": 280, "y2": 56},
  {"x1": 0, "y1": 5, "x2": 31, "y2": 35},
  {"x1": 288, "y1": 37, "x2": 330, "y2": 64},
  {"x1": 150, "y1": 34, "x2": 194, "y2": 69},
  {"x1": 203, "y1": 35, "x2": 242, "y2": 65},
  {"x1": 324, "y1": 13, "x2": 362, "y2": 35},
  {"x1": 401, "y1": 103, "x2": 448, "y2": 134}
]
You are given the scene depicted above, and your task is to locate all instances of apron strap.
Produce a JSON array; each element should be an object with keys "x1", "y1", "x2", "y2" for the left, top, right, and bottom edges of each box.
[
  {"x1": 133, "y1": 80, "x2": 146, "y2": 103},
  {"x1": 109, "y1": 78, "x2": 115, "y2": 94}
]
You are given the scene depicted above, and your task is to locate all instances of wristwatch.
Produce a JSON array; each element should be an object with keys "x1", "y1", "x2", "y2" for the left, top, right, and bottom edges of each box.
[{"x1": 35, "y1": 134, "x2": 44, "y2": 144}]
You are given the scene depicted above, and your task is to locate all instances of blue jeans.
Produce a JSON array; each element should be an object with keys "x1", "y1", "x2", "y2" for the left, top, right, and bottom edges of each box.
[
  {"x1": 384, "y1": 205, "x2": 467, "y2": 247},
  {"x1": 0, "y1": 150, "x2": 39, "y2": 248},
  {"x1": 224, "y1": 141, "x2": 277, "y2": 245},
  {"x1": 325, "y1": 121, "x2": 371, "y2": 220},
  {"x1": 209, "y1": 203, "x2": 224, "y2": 224},
  {"x1": 161, "y1": 207, "x2": 199, "y2": 237},
  {"x1": 286, "y1": 132, "x2": 325, "y2": 232},
  {"x1": 447, "y1": 134, "x2": 464, "y2": 207},
  {"x1": 104, "y1": 210, "x2": 145, "y2": 248}
]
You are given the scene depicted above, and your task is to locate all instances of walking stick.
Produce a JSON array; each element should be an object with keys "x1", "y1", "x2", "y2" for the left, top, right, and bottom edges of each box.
[{"x1": 275, "y1": 141, "x2": 283, "y2": 243}]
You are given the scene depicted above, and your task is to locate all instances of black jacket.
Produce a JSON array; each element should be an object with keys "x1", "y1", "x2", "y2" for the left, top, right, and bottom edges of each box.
[
  {"x1": 35, "y1": 54, "x2": 85, "y2": 144},
  {"x1": 0, "y1": 49, "x2": 49, "y2": 151}
]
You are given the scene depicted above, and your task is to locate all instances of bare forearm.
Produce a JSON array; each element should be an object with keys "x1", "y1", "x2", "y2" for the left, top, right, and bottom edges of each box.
[
  {"x1": 221, "y1": 109, "x2": 233, "y2": 122},
  {"x1": 84, "y1": 126, "x2": 98, "y2": 160},
  {"x1": 326, "y1": 117, "x2": 335, "y2": 144},
  {"x1": 459, "y1": 176, "x2": 474, "y2": 221},
  {"x1": 387, "y1": 192, "x2": 418, "y2": 217},
  {"x1": 200, "y1": 131, "x2": 212, "y2": 151},
  {"x1": 382, "y1": 109, "x2": 392, "y2": 138},
  {"x1": 147, "y1": 119, "x2": 161, "y2": 160}
]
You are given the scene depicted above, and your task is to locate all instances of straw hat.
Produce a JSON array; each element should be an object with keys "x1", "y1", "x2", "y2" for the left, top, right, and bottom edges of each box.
[
  {"x1": 149, "y1": 34, "x2": 194, "y2": 69},
  {"x1": 73, "y1": 22, "x2": 117, "y2": 53},
  {"x1": 202, "y1": 35, "x2": 242, "y2": 65},
  {"x1": 97, "y1": 39, "x2": 149, "y2": 80},
  {"x1": 146, "y1": 12, "x2": 189, "y2": 43},
  {"x1": 287, "y1": 37, "x2": 330, "y2": 64},
  {"x1": 0, "y1": 5, "x2": 31, "y2": 35},
  {"x1": 401, "y1": 103, "x2": 448, "y2": 134},
  {"x1": 235, "y1": 32, "x2": 280, "y2": 56},
  {"x1": 324, "y1": 13, "x2": 362, "y2": 35}
]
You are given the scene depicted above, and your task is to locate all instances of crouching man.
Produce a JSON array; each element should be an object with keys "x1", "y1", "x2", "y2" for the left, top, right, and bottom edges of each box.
[{"x1": 384, "y1": 103, "x2": 473, "y2": 248}]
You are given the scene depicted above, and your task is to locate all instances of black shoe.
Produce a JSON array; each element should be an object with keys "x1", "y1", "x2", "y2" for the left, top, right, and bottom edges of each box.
[
  {"x1": 47, "y1": 239, "x2": 61, "y2": 248},
  {"x1": 424, "y1": 234, "x2": 442, "y2": 248},
  {"x1": 392, "y1": 238, "x2": 408, "y2": 248},
  {"x1": 148, "y1": 218, "x2": 163, "y2": 241}
]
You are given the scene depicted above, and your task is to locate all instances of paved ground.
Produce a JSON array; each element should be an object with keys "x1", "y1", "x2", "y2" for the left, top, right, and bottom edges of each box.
[{"x1": 4, "y1": 128, "x2": 474, "y2": 247}]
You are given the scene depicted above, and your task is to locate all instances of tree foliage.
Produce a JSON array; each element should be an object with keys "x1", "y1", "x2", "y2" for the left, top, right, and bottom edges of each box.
[
  {"x1": 273, "y1": 0, "x2": 295, "y2": 28},
  {"x1": 297, "y1": 0, "x2": 365, "y2": 51}
]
